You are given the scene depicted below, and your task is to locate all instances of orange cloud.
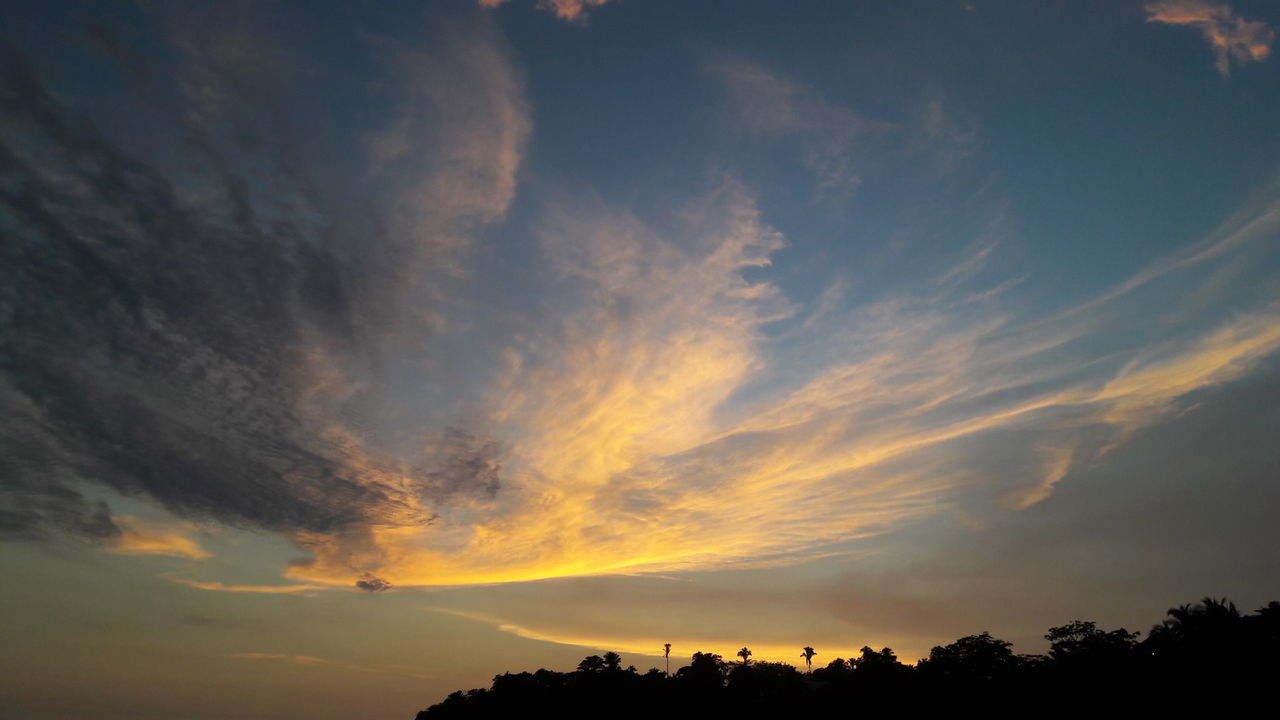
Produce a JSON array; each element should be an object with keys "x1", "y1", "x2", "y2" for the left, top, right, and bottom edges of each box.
[
  {"x1": 1004, "y1": 444, "x2": 1076, "y2": 510},
  {"x1": 1146, "y1": 0, "x2": 1275, "y2": 76},
  {"x1": 479, "y1": 0, "x2": 613, "y2": 24},
  {"x1": 105, "y1": 517, "x2": 211, "y2": 559},
  {"x1": 162, "y1": 113, "x2": 1271, "y2": 600},
  {"x1": 275, "y1": 182, "x2": 1280, "y2": 590}
]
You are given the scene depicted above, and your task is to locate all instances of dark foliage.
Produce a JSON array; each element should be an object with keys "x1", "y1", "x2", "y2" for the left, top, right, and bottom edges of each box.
[{"x1": 415, "y1": 596, "x2": 1280, "y2": 718}]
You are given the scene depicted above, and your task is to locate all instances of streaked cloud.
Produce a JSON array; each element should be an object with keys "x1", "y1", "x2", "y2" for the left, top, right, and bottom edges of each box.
[
  {"x1": 282, "y1": 178, "x2": 1280, "y2": 589},
  {"x1": 1146, "y1": 0, "x2": 1275, "y2": 76},
  {"x1": 232, "y1": 653, "x2": 433, "y2": 679},
  {"x1": 432, "y1": 608, "x2": 850, "y2": 666},
  {"x1": 105, "y1": 516, "x2": 212, "y2": 559},
  {"x1": 1004, "y1": 443, "x2": 1076, "y2": 510},
  {"x1": 368, "y1": 22, "x2": 531, "y2": 270},
  {"x1": 233, "y1": 652, "x2": 330, "y2": 665},
  {"x1": 169, "y1": 578, "x2": 329, "y2": 594},
  {"x1": 288, "y1": 183, "x2": 796, "y2": 585},
  {"x1": 708, "y1": 57, "x2": 886, "y2": 196},
  {"x1": 706, "y1": 57, "x2": 975, "y2": 198}
]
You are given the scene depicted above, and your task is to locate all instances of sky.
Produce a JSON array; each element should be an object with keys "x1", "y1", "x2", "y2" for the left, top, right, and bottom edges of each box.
[{"x1": 2, "y1": 0, "x2": 1279, "y2": 717}]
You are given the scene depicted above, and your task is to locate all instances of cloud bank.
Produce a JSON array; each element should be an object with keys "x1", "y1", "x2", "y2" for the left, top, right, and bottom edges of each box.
[{"x1": 0, "y1": 10, "x2": 527, "y2": 570}]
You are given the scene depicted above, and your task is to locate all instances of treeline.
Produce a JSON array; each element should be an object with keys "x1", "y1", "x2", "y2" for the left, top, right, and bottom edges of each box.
[{"x1": 416, "y1": 597, "x2": 1280, "y2": 717}]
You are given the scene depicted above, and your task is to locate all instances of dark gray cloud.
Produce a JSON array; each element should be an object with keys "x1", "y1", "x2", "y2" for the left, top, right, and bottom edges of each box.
[
  {"x1": 0, "y1": 40, "x2": 376, "y2": 535},
  {"x1": 0, "y1": 11, "x2": 502, "y2": 549},
  {"x1": 418, "y1": 428, "x2": 502, "y2": 502},
  {"x1": 355, "y1": 573, "x2": 393, "y2": 592},
  {"x1": 0, "y1": 469, "x2": 120, "y2": 542},
  {"x1": 0, "y1": 381, "x2": 120, "y2": 541}
]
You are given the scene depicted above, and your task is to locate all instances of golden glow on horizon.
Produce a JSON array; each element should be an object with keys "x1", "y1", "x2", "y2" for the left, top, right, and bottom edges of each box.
[{"x1": 428, "y1": 607, "x2": 924, "y2": 667}]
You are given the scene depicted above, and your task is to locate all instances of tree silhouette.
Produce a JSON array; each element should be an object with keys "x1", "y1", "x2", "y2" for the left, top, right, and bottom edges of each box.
[
  {"x1": 918, "y1": 631, "x2": 1018, "y2": 682},
  {"x1": 1160, "y1": 596, "x2": 1239, "y2": 637},
  {"x1": 812, "y1": 657, "x2": 851, "y2": 682},
  {"x1": 576, "y1": 655, "x2": 605, "y2": 673},
  {"x1": 727, "y1": 660, "x2": 804, "y2": 708},
  {"x1": 800, "y1": 646, "x2": 816, "y2": 673},
  {"x1": 602, "y1": 651, "x2": 623, "y2": 671},
  {"x1": 1045, "y1": 621, "x2": 1138, "y2": 664},
  {"x1": 684, "y1": 651, "x2": 724, "y2": 674},
  {"x1": 1251, "y1": 601, "x2": 1280, "y2": 644},
  {"x1": 663, "y1": 642, "x2": 672, "y2": 677},
  {"x1": 1145, "y1": 595, "x2": 1247, "y2": 684},
  {"x1": 676, "y1": 651, "x2": 726, "y2": 692},
  {"x1": 416, "y1": 595, "x2": 1280, "y2": 719},
  {"x1": 852, "y1": 646, "x2": 902, "y2": 673}
]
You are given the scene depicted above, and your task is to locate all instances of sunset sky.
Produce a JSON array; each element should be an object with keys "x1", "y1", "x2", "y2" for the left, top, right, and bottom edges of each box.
[{"x1": 3, "y1": 1, "x2": 1279, "y2": 718}]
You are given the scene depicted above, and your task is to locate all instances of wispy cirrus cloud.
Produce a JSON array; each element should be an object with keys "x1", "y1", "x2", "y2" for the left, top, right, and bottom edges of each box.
[
  {"x1": 105, "y1": 516, "x2": 212, "y2": 559},
  {"x1": 231, "y1": 653, "x2": 433, "y2": 679},
  {"x1": 706, "y1": 57, "x2": 975, "y2": 198},
  {"x1": 233, "y1": 653, "x2": 330, "y2": 664},
  {"x1": 1145, "y1": 0, "x2": 1275, "y2": 76},
  {"x1": 283, "y1": 173, "x2": 1280, "y2": 589},
  {"x1": 368, "y1": 22, "x2": 531, "y2": 271},
  {"x1": 707, "y1": 56, "x2": 887, "y2": 197},
  {"x1": 169, "y1": 577, "x2": 328, "y2": 594},
  {"x1": 289, "y1": 182, "x2": 796, "y2": 585}
]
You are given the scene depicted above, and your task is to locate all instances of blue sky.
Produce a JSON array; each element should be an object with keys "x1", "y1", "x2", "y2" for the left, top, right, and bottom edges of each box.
[{"x1": 2, "y1": 1, "x2": 1279, "y2": 718}]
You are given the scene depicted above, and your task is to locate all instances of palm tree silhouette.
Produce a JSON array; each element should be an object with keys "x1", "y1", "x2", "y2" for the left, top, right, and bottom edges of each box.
[
  {"x1": 602, "y1": 651, "x2": 622, "y2": 671},
  {"x1": 800, "y1": 646, "x2": 817, "y2": 673},
  {"x1": 737, "y1": 647, "x2": 752, "y2": 666},
  {"x1": 663, "y1": 643, "x2": 672, "y2": 677},
  {"x1": 1150, "y1": 596, "x2": 1241, "y2": 650}
]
